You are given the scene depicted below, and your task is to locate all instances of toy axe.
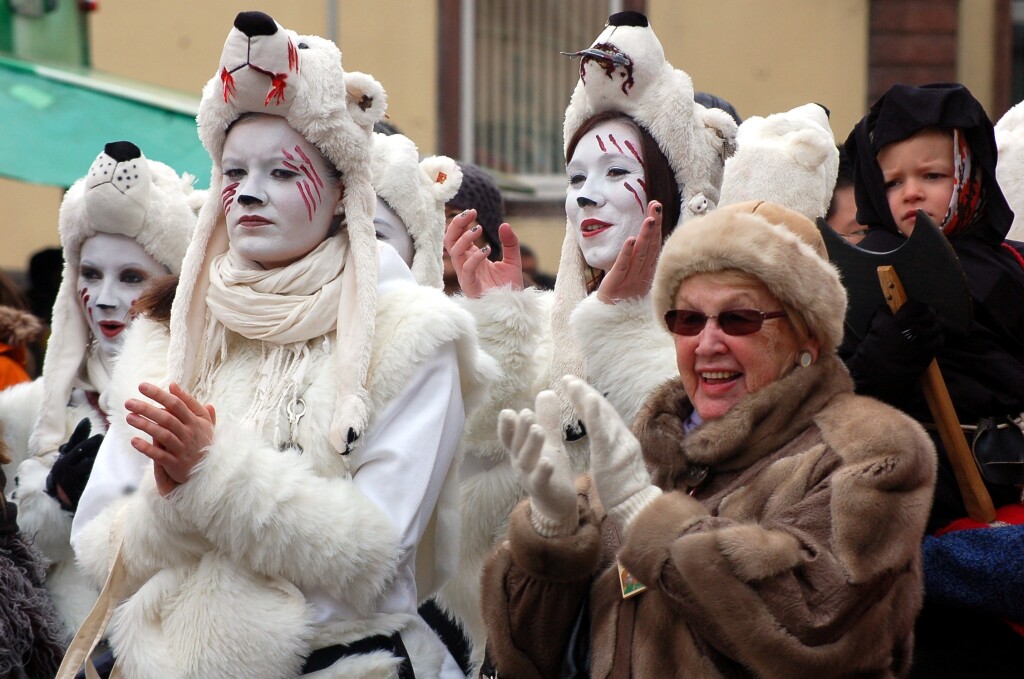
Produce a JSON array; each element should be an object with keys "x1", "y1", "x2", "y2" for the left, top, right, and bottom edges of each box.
[
  {"x1": 818, "y1": 212, "x2": 995, "y2": 522},
  {"x1": 816, "y1": 211, "x2": 971, "y2": 341}
]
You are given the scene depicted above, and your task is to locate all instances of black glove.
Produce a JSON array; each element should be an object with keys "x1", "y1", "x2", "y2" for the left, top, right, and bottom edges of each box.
[
  {"x1": 45, "y1": 417, "x2": 103, "y2": 513},
  {"x1": 846, "y1": 300, "x2": 944, "y2": 399}
]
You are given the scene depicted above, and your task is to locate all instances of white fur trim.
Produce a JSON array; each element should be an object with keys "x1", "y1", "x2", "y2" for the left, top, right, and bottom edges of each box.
[
  {"x1": 995, "y1": 100, "x2": 1024, "y2": 241},
  {"x1": 569, "y1": 294, "x2": 677, "y2": 426},
  {"x1": 0, "y1": 378, "x2": 43, "y2": 494},
  {"x1": 720, "y1": 103, "x2": 839, "y2": 221}
]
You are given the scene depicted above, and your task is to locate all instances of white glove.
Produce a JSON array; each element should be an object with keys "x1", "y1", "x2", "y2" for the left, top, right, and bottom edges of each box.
[
  {"x1": 498, "y1": 390, "x2": 579, "y2": 537},
  {"x1": 564, "y1": 375, "x2": 661, "y2": 532}
]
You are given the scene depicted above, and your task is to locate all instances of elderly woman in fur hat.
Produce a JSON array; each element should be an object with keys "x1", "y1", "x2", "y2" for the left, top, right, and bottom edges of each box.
[{"x1": 482, "y1": 202, "x2": 937, "y2": 678}]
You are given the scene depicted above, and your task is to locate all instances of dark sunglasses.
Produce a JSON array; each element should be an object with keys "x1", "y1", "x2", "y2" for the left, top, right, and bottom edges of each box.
[{"x1": 664, "y1": 309, "x2": 787, "y2": 337}]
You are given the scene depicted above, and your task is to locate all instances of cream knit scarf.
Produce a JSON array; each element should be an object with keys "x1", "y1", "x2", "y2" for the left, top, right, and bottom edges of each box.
[{"x1": 198, "y1": 234, "x2": 350, "y2": 443}]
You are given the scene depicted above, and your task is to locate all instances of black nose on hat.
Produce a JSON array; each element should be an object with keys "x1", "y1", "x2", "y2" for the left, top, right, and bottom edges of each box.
[
  {"x1": 607, "y1": 11, "x2": 648, "y2": 28},
  {"x1": 234, "y1": 11, "x2": 278, "y2": 38},
  {"x1": 104, "y1": 141, "x2": 141, "y2": 162},
  {"x1": 814, "y1": 103, "x2": 832, "y2": 118}
]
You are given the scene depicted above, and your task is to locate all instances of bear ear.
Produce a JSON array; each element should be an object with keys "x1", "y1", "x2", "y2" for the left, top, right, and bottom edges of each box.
[
  {"x1": 787, "y1": 128, "x2": 833, "y2": 168},
  {"x1": 344, "y1": 71, "x2": 388, "y2": 129},
  {"x1": 420, "y1": 156, "x2": 463, "y2": 204}
]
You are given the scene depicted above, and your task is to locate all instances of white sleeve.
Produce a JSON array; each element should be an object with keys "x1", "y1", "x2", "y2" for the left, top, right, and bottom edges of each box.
[
  {"x1": 71, "y1": 418, "x2": 149, "y2": 551},
  {"x1": 349, "y1": 341, "x2": 464, "y2": 558}
]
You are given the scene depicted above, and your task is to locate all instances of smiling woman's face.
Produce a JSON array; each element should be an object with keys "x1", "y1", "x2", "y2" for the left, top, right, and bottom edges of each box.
[
  {"x1": 565, "y1": 118, "x2": 648, "y2": 271},
  {"x1": 221, "y1": 115, "x2": 343, "y2": 268},
  {"x1": 672, "y1": 271, "x2": 810, "y2": 420},
  {"x1": 78, "y1": 232, "x2": 167, "y2": 361}
]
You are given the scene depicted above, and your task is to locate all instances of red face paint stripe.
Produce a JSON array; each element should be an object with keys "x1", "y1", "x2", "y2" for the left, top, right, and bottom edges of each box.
[
  {"x1": 298, "y1": 165, "x2": 323, "y2": 201},
  {"x1": 625, "y1": 182, "x2": 644, "y2": 212},
  {"x1": 637, "y1": 179, "x2": 647, "y2": 192},
  {"x1": 596, "y1": 135, "x2": 607, "y2": 152},
  {"x1": 282, "y1": 148, "x2": 296, "y2": 161},
  {"x1": 221, "y1": 182, "x2": 239, "y2": 214},
  {"x1": 608, "y1": 134, "x2": 624, "y2": 155},
  {"x1": 282, "y1": 160, "x2": 300, "y2": 172},
  {"x1": 297, "y1": 181, "x2": 314, "y2": 222},
  {"x1": 294, "y1": 146, "x2": 325, "y2": 189},
  {"x1": 624, "y1": 139, "x2": 642, "y2": 164}
]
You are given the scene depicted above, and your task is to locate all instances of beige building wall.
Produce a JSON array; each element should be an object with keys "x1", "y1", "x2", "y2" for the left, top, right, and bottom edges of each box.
[
  {"x1": 958, "y1": 0, "x2": 997, "y2": 111},
  {"x1": 0, "y1": 0, "x2": 1004, "y2": 273},
  {"x1": 650, "y1": 0, "x2": 870, "y2": 144}
]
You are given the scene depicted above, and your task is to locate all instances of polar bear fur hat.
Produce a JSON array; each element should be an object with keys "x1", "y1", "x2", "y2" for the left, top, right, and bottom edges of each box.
[
  {"x1": 30, "y1": 141, "x2": 198, "y2": 457},
  {"x1": 994, "y1": 100, "x2": 1024, "y2": 241},
  {"x1": 719, "y1": 103, "x2": 840, "y2": 222},
  {"x1": 370, "y1": 132, "x2": 462, "y2": 288},
  {"x1": 171, "y1": 11, "x2": 389, "y2": 453},
  {"x1": 550, "y1": 10, "x2": 738, "y2": 433}
]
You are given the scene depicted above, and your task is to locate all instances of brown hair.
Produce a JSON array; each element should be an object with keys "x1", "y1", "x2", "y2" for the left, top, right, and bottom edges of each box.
[{"x1": 130, "y1": 274, "x2": 179, "y2": 326}]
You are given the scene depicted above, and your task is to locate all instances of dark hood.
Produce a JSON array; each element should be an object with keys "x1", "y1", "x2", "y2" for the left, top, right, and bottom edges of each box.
[{"x1": 845, "y1": 83, "x2": 1013, "y2": 246}]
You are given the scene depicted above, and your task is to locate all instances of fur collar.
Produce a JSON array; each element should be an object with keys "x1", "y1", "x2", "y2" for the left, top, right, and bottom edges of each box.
[{"x1": 635, "y1": 355, "x2": 853, "y2": 488}]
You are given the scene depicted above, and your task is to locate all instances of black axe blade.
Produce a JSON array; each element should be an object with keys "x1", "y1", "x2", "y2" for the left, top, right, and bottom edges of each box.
[{"x1": 816, "y1": 211, "x2": 972, "y2": 341}]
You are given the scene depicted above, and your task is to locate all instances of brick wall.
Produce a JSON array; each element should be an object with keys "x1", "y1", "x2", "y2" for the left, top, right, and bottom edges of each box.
[{"x1": 868, "y1": 0, "x2": 959, "y2": 106}]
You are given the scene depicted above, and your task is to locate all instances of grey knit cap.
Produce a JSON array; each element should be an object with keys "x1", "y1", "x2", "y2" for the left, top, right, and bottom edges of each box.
[{"x1": 447, "y1": 162, "x2": 505, "y2": 260}]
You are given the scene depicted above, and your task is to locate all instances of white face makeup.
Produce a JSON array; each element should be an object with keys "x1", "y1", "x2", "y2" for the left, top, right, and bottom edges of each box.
[
  {"x1": 566, "y1": 118, "x2": 648, "y2": 271},
  {"x1": 78, "y1": 232, "x2": 167, "y2": 361},
  {"x1": 221, "y1": 115, "x2": 343, "y2": 269},
  {"x1": 374, "y1": 197, "x2": 414, "y2": 267}
]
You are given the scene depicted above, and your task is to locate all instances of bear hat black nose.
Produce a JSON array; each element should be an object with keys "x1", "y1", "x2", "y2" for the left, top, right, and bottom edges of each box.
[
  {"x1": 104, "y1": 141, "x2": 141, "y2": 162},
  {"x1": 234, "y1": 11, "x2": 278, "y2": 38},
  {"x1": 607, "y1": 11, "x2": 648, "y2": 28}
]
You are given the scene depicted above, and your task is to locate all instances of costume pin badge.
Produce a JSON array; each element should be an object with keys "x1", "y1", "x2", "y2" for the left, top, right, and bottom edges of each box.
[{"x1": 617, "y1": 561, "x2": 648, "y2": 599}]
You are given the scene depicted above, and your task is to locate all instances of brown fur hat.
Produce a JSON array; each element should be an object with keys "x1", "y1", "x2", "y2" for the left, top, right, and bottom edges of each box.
[{"x1": 652, "y1": 200, "x2": 847, "y2": 354}]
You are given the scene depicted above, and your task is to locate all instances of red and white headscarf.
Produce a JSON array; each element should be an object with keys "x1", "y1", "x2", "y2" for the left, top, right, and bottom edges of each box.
[{"x1": 941, "y1": 128, "x2": 986, "y2": 238}]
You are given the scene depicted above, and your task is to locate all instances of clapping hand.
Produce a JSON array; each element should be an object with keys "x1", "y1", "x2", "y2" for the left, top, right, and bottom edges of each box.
[
  {"x1": 564, "y1": 375, "x2": 660, "y2": 532},
  {"x1": 125, "y1": 382, "x2": 216, "y2": 497},
  {"x1": 596, "y1": 201, "x2": 663, "y2": 304},
  {"x1": 444, "y1": 209, "x2": 524, "y2": 298},
  {"x1": 498, "y1": 390, "x2": 579, "y2": 537}
]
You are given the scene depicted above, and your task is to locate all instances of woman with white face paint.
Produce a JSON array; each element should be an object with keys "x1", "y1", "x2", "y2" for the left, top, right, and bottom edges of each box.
[
  {"x1": 439, "y1": 11, "x2": 737, "y2": 670},
  {"x1": 66, "y1": 13, "x2": 492, "y2": 679},
  {"x1": 0, "y1": 140, "x2": 197, "y2": 636}
]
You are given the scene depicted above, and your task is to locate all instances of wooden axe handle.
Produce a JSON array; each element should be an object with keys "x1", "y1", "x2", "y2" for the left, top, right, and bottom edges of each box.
[{"x1": 877, "y1": 266, "x2": 996, "y2": 523}]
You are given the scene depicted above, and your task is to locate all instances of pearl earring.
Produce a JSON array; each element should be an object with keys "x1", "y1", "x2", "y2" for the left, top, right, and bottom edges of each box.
[{"x1": 797, "y1": 350, "x2": 813, "y2": 368}]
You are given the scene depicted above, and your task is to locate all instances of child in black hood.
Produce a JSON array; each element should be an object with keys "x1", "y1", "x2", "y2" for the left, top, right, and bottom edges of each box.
[{"x1": 844, "y1": 82, "x2": 1024, "y2": 678}]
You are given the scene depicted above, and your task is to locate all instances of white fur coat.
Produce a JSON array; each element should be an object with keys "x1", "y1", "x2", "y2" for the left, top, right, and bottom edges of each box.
[
  {"x1": 0, "y1": 378, "x2": 104, "y2": 634},
  {"x1": 74, "y1": 281, "x2": 495, "y2": 679}
]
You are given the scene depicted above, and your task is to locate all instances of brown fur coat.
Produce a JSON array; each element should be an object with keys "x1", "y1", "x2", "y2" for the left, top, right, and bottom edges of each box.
[{"x1": 481, "y1": 355, "x2": 936, "y2": 678}]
